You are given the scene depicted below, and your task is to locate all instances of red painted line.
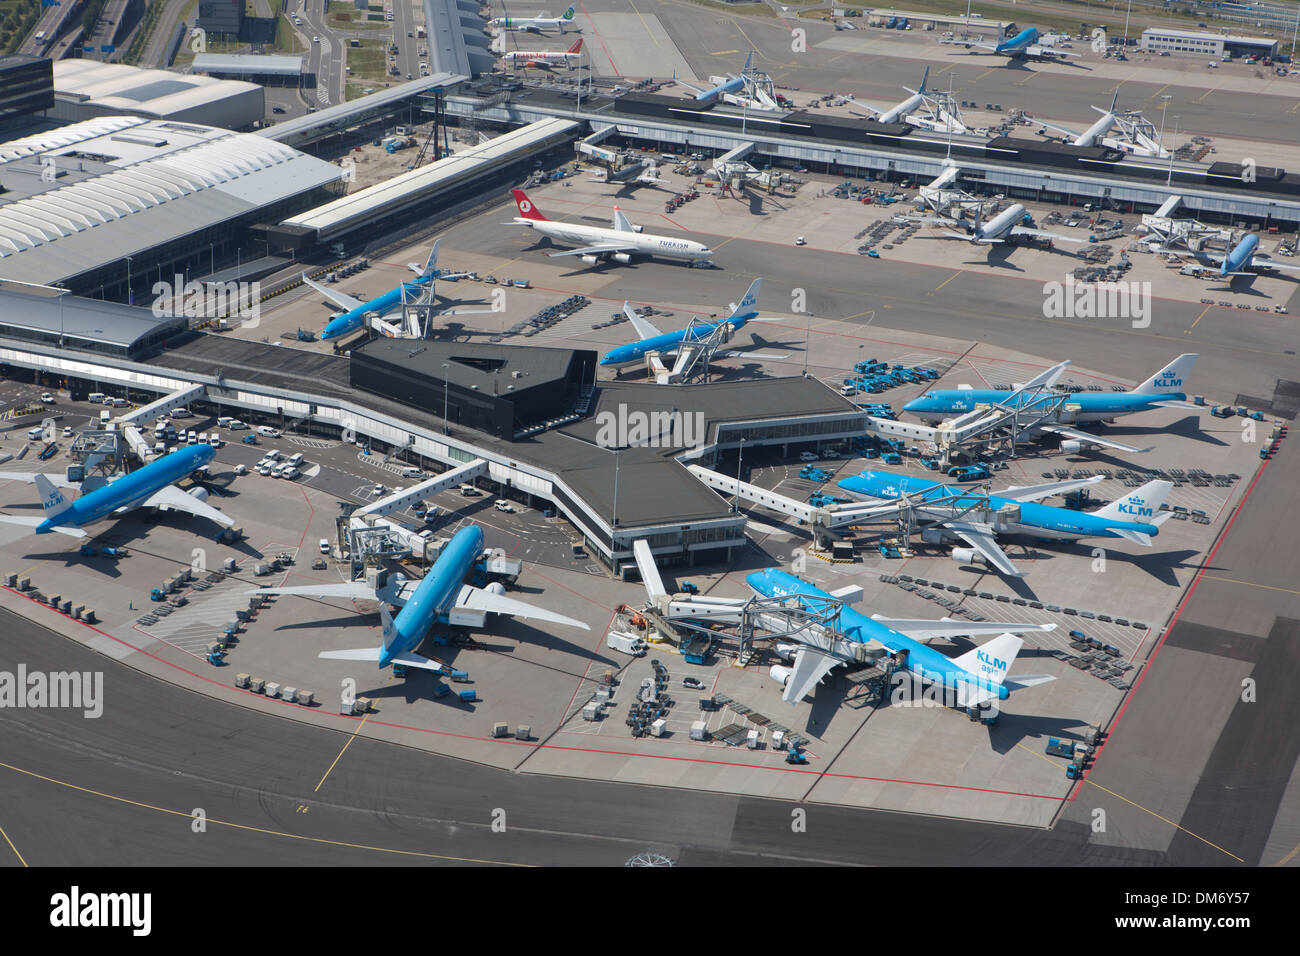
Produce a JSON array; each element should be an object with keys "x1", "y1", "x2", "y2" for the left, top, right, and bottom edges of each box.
[
  {"x1": 1066, "y1": 454, "x2": 1273, "y2": 795},
  {"x1": 576, "y1": 1, "x2": 620, "y2": 76}
]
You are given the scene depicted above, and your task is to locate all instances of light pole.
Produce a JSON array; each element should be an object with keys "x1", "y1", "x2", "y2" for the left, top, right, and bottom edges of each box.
[
  {"x1": 125, "y1": 256, "x2": 133, "y2": 307},
  {"x1": 734, "y1": 438, "x2": 745, "y2": 512},
  {"x1": 1292, "y1": 0, "x2": 1300, "y2": 60},
  {"x1": 441, "y1": 362, "x2": 449, "y2": 433},
  {"x1": 1166, "y1": 116, "x2": 1179, "y2": 186},
  {"x1": 1157, "y1": 94, "x2": 1171, "y2": 157},
  {"x1": 1123, "y1": 0, "x2": 1132, "y2": 47}
]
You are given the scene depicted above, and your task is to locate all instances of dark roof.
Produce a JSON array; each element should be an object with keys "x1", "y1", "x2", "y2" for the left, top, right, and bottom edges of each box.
[{"x1": 351, "y1": 337, "x2": 584, "y2": 393}]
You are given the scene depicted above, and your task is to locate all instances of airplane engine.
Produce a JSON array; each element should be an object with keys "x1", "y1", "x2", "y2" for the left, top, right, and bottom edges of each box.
[
  {"x1": 612, "y1": 253, "x2": 632, "y2": 264},
  {"x1": 772, "y1": 642, "x2": 798, "y2": 662},
  {"x1": 920, "y1": 527, "x2": 950, "y2": 545},
  {"x1": 1060, "y1": 440, "x2": 1083, "y2": 454},
  {"x1": 951, "y1": 547, "x2": 987, "y2": 566},
  {"x1": 187, "y1": 487, "x2": 209, "y2": 502},
  {"x1": 485, "y1": 582, "x2": 506, "y2": 596},
  {"x1": 581, "y1": 255, "x2": 599, "y2": 265},
  {"x1": 769, "y1": 664, "x2": 793, "y2": 687}
]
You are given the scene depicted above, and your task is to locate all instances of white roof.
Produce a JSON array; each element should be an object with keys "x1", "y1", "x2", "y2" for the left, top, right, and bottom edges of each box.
[
  {"x1": 53, "y1": 60, "x2": 261, "y2": 117},
  {"x1": 284, "y1": 118, "x2": 577, "y2": 233},
  {"x1": 0, "y1": 132, "x2": 301, "y2": 256},
  {"x1": 0, "y1": 116, "x2": 147, "y2": 165}
]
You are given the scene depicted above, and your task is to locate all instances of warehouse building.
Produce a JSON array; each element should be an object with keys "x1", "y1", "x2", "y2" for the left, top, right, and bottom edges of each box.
[
  {"x1": 51, "y1": 60, "x2": 264, "y2": 130},
  {"x1": 1139, "y1": 28, "x2": 1278, "y2": 59}
]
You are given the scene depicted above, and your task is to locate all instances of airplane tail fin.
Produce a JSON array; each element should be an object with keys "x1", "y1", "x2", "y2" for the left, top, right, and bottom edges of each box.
[
  {"x1": 34, "y1": 473, "x2": 74, "y2": 522},
  {"x1": 953, "y1": 632, "x2": 1023, "y2": 686},
  {"x1": 511, "y1": 188, "x2": 547, "y2": 221},
  {"x1": 743, "y1": 50, "x2": 753, "y2": 73},
  {"x1": 1093, "y1": 479, "x2": 1173, "y2": 523},
  {"x1": 726, "y1": 278, "x2": 761, "y2": 322},
  {"x1": 918, "y1": 64, "x2": 930, "y2": 93},
  {"x1": 416, "y1": 239, "x2": 441, "y2": 278},
  {"x1": 1132, "y1": 353, "x2": 1197, "y2": 394},
  {"x1": 611, "y1": 205, "x2": 634, "y2": 232},
  {"x1": 379, "y1": 603, "x2": 400, "y2": 651},
  {"x1": 567, "y1": 38, "x2": 583, "y2": 54},
  {"x1": 563, "y1": 5, "x2": 574, "y2": 19}
]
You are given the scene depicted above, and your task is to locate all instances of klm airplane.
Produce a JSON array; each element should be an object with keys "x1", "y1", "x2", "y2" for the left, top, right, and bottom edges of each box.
[
  {"x1": 903, "y1": 354, "x2": 1200, "y2": 454},
  {"x1": 1202, "y1": 232, "x2": 1300, "y2": 279},
  {"x1": 747, "y1": 568, "x2": 1056, "y2": 707},
  {"x1": 0, "y1": 444, "x2": 233, "y2": 539},
  {"x1": 253, "y1": 524, "x2": 588, "y2": 678},
  {"x1": 676, "y1": 52, "x2": 753, "y2": 103},
  {"x1": 836, "y1": 469, "x2": 1173, "y2": 577},
  {"x1": 943, "y1": 26, "x2": 1079, "y2": 61},
  {"x1": 599, "y1": 278, "x2": 786, "y2": 371},
  {"x1": 304, "y1": 240, "x2": 482, "y2": 340}
]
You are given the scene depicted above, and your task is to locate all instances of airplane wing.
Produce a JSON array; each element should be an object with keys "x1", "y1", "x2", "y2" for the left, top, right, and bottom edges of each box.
[
  {"x1": 1249, "y1": 256, "x2": 1300, "y2": 273},
  {"x1": 1036, "y1": 120, "x2": 1081, "y2": 139},
  {"x1": 0, "y1": 472, "x2": 80, "y2": 489},
  {"x1": 302, "y1": 273, "x2": 365, "y2": 313},
  {"x1": 0, "y1": 514, "x2": 86, "y2": 538},
  {"x1": 247, "y1": 577, "x2": 421, "y2": 604},
  {"x1": 783, "y1": 645, "x2": 844, "y2": 704},
  {"x1": 998, "y1": 475, "x2": 1105, "y2": 502},
  {"x1": 547, "y1": 243, "x2": 639, "y2": 258},
  {"x1": 1009, "y1": 225, "x2": 1088, "y2": 243},
  {"x1": 455, "y1": 583, "x2": 590, "y2": 630},
  {"x1": 940, "y1": 38, "x2": 999, "y2": 53},
  {"x1": 1149, "y1": 399, "x2": 1202, "y2": 409},
  {"x1": 142, "y1": 485, "x2": 236, "y2": 527},
  {"x1": 716, "y1": 350, "x2": 790, "y2": 361},
  {"x1": 870, "y1": 617, "x2": 1056, "y2": 640},
  {"x1": 624, "y1": 302, "x2": 665, "y2": 340},
  {"x1": 946, "y1": 522, "x2": 1023, "y2": 577},
  {"x1": 1037, "y1": 423, "x2": 1152, "y2": 454},
  {"x1": 1025, "y1": 45, "x2": 1079, "y2": 59}
]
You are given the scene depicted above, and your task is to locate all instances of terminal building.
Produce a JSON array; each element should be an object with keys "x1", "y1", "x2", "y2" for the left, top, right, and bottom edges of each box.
[{"x1": 1139, "y1": 28, "x2": 1279, "y2": 59}]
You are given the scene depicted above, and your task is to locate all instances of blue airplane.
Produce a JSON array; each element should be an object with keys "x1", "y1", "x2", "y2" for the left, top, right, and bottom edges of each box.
[
  {"x1": 676, "y1": 52, "x2": 753, "y2": 103},
  {"x1": 747, "y1": 567, "x2": 1056, "y2": 707},
  {"x1": 599, "y1": 278, "x2": 786, "y2": 372},
  {"x1": 942, "y1": 26, "x2": 1079, "y2": 61},
  {"x1": 836, "y1": 469, "x2": 1172, "y2": 577},
  {"x1": 253, "y1": 524, "x2": 588, "y2": 677},
  {"x1": 0, "y1": 443, "x2": 233, "y2": 539},
  {"x1": 1201, "y1": 232, "x2": 1300, "y2": 279},
  {"x1": 304, "y1": 240, "x2": 484, "y2": 340},
  {"x1": 902, "y1": 354, "x2": 1200, "y2": 454}
]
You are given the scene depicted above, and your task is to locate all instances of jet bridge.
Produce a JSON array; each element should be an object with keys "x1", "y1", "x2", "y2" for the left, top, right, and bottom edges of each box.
[
  {"x1": 118, "y1": 385, "x2": 206, "y2": 429},
  {"x1": 352, "y1": 458, "x2": 488, "y2": 520}
]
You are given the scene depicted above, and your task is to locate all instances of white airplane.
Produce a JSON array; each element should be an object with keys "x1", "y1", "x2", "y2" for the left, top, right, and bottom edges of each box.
[
  {"x1": 854, "y1": 68, "x2": 968, "y2": 134},
  {"x1": 929, "y1": 203, "x2": 1087, "y2": 245},
  {"x1": 509, "y1": 189, "x2": 714, "y2": 266},
  {"x1": 502, "y1": 37, "x2": 582, "y2": 66},
  {"x1": 488, "y1": 6, "x2": 575, "y2": 34},
  {"x1": 1036, "y1": 92, "x2": 1169, "y2": 158}
]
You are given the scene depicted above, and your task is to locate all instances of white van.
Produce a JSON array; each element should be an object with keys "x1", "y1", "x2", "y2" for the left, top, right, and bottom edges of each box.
[
  {"x1": 27, "y1": 426, "x2": 44, "y2": 441},
  {"x1": 153, "y1": 441, "x2": 166, "y2": 455},
  {"x1": 87, "y1": 392, "x2": 105, "y2": 404},
  {"x1": 257, "y1": 426, "x2": 281, "y2": 438},
  {"x1": 112, "y1": 397, "x2": 128, "y2": 408},
  {"x1": 171, "y1": 407, "x2": 192, "y2": 418},
  {"x1": 287, "y1": 452, "x2": 305, "y2": 468},
  {"x1": 186, "y1": 430, "x2": 198, "y2": 444},
  {"x1": 401, "y1": 466, "x2": 423, "y2": 479},
  {"x1": 217, "y1": 417, "x2": 234, "y2": 428},
  {"x1": 319, "y1": 538, "x2": 331, "y2": 554}
]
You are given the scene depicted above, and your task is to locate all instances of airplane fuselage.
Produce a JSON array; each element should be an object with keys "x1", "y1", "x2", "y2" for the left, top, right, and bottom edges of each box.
[
  {"x1": 515, "y1": 218, "x2": 713, "y2": 263},
  {"x1": 747, "y1": 568, "x2": 1010, "y2": 699},
  {"x1": 836, "y1": 471, "x2": 1161, "y2": 543},
  {"x1": 382, "y1": 524, "x2": 484, "y2": 667},
  {"x1": 321, "y1": 276, "x2": 435, "y2": 340},
  {"x1": 903, "y1": 388, "x2": 1184, "y2": 423},
  {"x1": 600, "y1": 316, "x2": 751, "y2": 366},
  {"x1": 38, "y1": 443, "x2": 214, "y2": 533}
]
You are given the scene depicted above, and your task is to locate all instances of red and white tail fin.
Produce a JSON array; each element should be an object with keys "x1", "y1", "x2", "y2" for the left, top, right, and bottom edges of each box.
[
  {"x1": 511, "y1": 189, "x2": 547, "y2": 221},
  {"x1": 567, "y1": 38, "x2": 583, "y2": 54}
]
